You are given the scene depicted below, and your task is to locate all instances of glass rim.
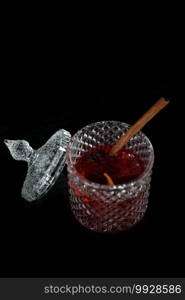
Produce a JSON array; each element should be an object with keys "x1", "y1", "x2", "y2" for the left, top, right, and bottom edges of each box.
[{"x1": 66, "y1": 120, "x2": 155, "y2": 190}]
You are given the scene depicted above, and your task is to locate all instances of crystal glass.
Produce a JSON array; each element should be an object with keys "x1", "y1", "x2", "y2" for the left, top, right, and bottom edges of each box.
[{"x1": 66, "y1": 121, "x2": 154, "y2": 233}]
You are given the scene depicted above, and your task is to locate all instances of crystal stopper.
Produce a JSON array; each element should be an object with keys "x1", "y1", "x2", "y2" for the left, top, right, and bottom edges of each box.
[{"x1": 4, "y1": 129, "x2": 71, "y2": 202}]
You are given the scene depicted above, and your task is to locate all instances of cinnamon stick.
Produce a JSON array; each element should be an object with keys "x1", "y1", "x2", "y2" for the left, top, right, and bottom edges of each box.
[{"x1": 109, "y1": 97, "x2": 169, "y2": 156}]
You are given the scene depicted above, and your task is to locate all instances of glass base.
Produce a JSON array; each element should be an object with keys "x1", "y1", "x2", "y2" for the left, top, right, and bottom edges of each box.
[{"x1": 69, "y1": 188, "x2": 149, "y2": 233}]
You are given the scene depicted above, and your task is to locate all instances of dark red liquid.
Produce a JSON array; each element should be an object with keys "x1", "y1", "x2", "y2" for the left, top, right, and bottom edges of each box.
[
  {"x1": 70, "y1": 145, "x2": 147, "y2": 232},
  {"x1": 75, "y1": 145, "x2": 144, "y2": 185}
]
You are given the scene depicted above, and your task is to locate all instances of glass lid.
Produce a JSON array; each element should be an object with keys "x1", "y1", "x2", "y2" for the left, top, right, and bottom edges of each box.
[{"x1": 4, "y1": 129, "x2": 71, "y2": 202}]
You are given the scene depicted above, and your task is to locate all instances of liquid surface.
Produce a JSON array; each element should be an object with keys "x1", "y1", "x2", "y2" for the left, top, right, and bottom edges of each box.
[{"x1": 75, "y1": 145, "x2": 144, "y2": 185}]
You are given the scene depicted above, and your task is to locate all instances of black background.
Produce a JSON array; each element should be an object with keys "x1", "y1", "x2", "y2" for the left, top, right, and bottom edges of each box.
[{"x1": 0, "y1": 17, "x2": 184, "y2": 278}]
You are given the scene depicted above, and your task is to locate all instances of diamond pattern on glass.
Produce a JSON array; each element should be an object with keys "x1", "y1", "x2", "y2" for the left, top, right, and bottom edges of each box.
[
  {"x1": 4, "y1": 129, "x2": 71, "y2": 202},
  {"x1": 67, "y1": 121, "x2": 154, "y2": 232}
]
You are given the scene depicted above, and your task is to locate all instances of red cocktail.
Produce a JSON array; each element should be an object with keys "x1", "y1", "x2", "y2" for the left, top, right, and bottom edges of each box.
[
  {"x1": 67, "y1": 121, "x2": 154, "y2": 233},
  {"x1": 75, "y1": 145, "x2": 144, "y2": 185}
]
